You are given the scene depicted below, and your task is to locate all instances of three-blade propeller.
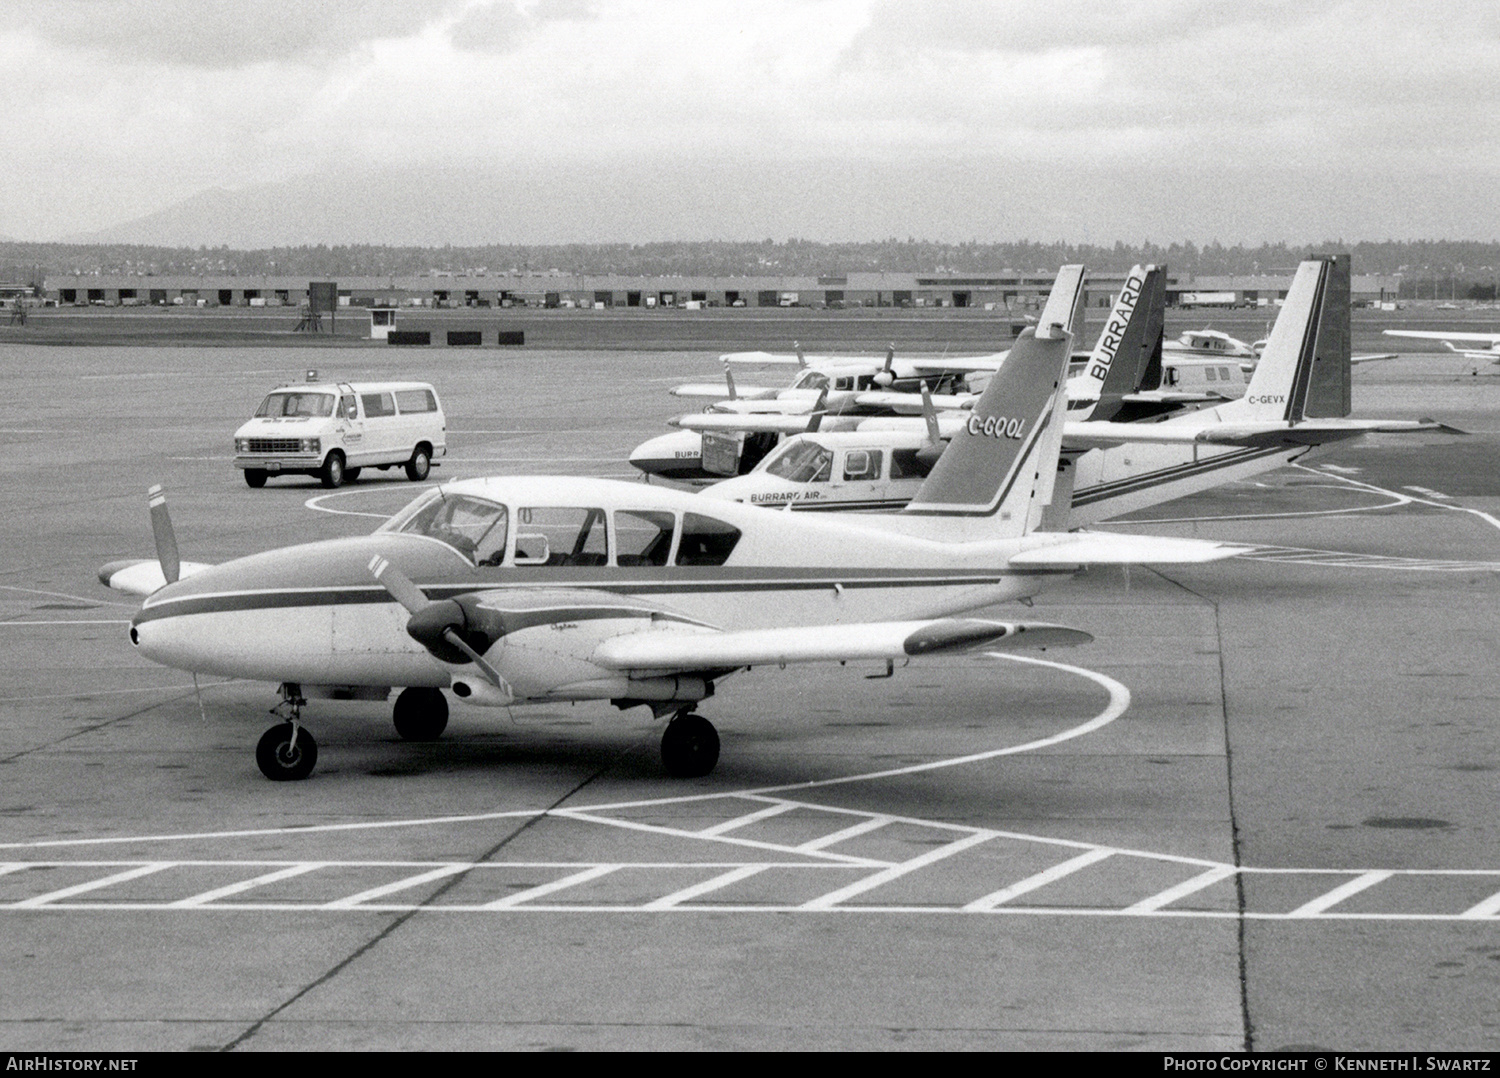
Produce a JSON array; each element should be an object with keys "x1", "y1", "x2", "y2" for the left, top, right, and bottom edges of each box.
[{"x1": 368, "y1": 555, "x2": 511, "y2": 693}]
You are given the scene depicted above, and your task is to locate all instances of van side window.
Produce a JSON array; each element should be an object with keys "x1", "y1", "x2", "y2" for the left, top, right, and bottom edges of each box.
[
  {"x1": 361, "y1": 392, "x2": 396, "y2": 418},
  {"x1": 394, "y1": 389, "x2": 437, "y2": 413},
  {"x1": 676, "y1": 513, "x2": 741, "y2": 566},
  {"x1": 615, "y1": 510, "x2": 676, "y2": 566}
]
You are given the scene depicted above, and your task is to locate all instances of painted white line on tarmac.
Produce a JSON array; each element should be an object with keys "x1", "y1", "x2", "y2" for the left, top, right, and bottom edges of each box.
[
  {"x1": 643, "y1": 865, "x2": 769, "y2": 910},
  {"x1": 697, "y1": 800, "x2": 799, "y2": 837},
  {"x1": 0, "y1": 584, "x2": 134, "y2": 607},
  {"x1": 323, "y1": 864, "x2": 469, "y2": 909},
  {"x1": 167, "y1": 863, "x2": 325, "y2": 908},
  {"x1": 1305, "y1": 464, "x2": 1500, "y2": 536},
  {"x1": 1458, "y1": 888, "x2": 1500, "y2": 920},
  {"x1": 481, "y1": 865, "x2": 620, "y2": 909},
  {"x1": 1123, "y1": 865, "x2": 1239, "y2": 914},
  {"x1": 1287, "y1": 871, "x2": 1394, "y2": 917},
  {"x1": 10, "y1": 863, "x2": 173, "y2": 907},
  {"x1": 800, "y1": 831, "x2": 997, "y2": 910},
  {"x1": 963, "y1": 848, "x2": 1116, "y2": 911}
]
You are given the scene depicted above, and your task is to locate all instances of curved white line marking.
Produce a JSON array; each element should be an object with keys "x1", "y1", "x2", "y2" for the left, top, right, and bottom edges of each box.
[
  {"x1": 1124, "y1": 473, "x2": 1410, "y2": 525},
  {"x1": 303, "y1": 486, "x2": 436, "y2": 519},
  {"x1": 0, "y1": 655, "x2": 1128, "y2": 849}
]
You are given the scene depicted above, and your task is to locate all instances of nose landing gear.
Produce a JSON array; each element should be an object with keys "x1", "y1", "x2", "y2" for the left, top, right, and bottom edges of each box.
[
  {"x1": 660, "y1": 710, "x2": 720, "y2": 778},
  {"x1": 256, "y1": 683, "x2": 318, "y2": 781}
]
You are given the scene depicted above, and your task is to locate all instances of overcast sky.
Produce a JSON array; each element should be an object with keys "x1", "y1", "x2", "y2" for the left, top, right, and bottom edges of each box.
[{"x1": 2, "y1": 0, "x2": 1497, "y2": 246}]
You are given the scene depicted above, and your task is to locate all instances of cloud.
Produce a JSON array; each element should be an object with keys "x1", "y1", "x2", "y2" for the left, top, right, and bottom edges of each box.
[{"x1": 0, "y1": 0, "x2": 1496, "y2": 241}]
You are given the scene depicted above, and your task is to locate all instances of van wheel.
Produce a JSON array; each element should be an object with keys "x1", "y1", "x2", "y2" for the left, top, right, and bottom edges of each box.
[
  {"x1": 244, "y1": 469, "x2": 268, "y2": 488},
  {"x1": 320, "y1": 451, "x2": 346, "y2": 488},
  {"x1": 344, "y1": 467, "x2": 362, "y2": 482},
  {"x1": 405, "y1": 446, "x2": 432, "y2": 481}
]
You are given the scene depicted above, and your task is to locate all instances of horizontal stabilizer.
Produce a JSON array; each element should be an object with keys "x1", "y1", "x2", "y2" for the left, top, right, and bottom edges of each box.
[
  {"x1": 1383, "y1": 330, "x2": 1500, "y2": 346},
  {"x1": 1351, "y1": 353, "x2": 1399, "y2": 365},
  {"x1": 1009, "y1": 532, "x2": 1250, "y2": 566},
  {"x1": 1062, "y1": 418, "x2": 1461, "y2": 451},
  {"x1": 98, "y1": 559, "x2": 212, "y2": 596},
  {"x1": 592, "y1": 618, "x2": 1091, "y2": 673}
]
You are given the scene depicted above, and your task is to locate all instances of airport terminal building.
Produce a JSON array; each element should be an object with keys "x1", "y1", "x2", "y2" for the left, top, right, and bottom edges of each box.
[{"x1": 41, "y1": 269, "x2": 1400, "y2": 311}]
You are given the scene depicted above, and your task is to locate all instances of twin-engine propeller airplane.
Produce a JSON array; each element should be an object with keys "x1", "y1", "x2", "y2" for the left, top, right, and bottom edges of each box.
[{"x1": 101, "y1": 269, "x2": 1248, "y2": 783}]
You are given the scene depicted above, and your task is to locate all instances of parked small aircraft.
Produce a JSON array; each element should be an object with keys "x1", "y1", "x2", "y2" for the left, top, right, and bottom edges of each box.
[
  {"x1": 694, "y1": 257, "x2": 1453, "y2": 520},
  {"x1": 632, "y1": 266, "x2": 1155, "y2": 484},
  {"x1": 102, "y1": 270, "x2": 1245, "y2": 782},
  {"x1": 1383, "y1": 329, "x2": 1500, "y2": 368}
]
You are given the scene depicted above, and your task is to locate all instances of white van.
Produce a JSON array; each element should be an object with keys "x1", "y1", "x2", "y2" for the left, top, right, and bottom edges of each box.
[{"x1": 233, "y1": 379, "x2": 447, "y2": 488}]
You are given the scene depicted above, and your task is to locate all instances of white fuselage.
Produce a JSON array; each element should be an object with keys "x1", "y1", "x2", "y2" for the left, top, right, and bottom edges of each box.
[{"x1": 129, "y1": 476, "x2": 1067, "y2": 695}]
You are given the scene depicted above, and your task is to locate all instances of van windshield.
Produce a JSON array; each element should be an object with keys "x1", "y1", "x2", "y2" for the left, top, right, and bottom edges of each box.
[{"x1": 257, "y1": 391, "x2": 335, "y2": 418}]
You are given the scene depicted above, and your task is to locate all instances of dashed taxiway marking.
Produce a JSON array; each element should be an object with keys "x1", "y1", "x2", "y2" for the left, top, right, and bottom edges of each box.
[{"x1": 3, "y1": 655, "x2": 1492, "y2": 921}]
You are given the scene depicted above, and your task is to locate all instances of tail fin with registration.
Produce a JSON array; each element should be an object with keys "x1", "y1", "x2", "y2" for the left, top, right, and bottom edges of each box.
[
  {"x1": 901, "y1": 266, "x2": 1081, "y2": 536},
  {"x1": 1238, "y1": 255, "x2": 1351, "y2": 422},
  {"x1": 1072, "y1": 264, "x2": 1166, "y2": 420}
]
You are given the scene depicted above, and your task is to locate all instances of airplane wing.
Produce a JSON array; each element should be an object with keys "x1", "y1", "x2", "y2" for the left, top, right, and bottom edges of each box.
[
  {"x1": 854, "y1": 390, "x2": 978, "y2": 412},
  {"x1": 1009, "y1": 532, "x2": 1251, "y2": 566},
  {"x1": 1351, "y1": 354, "x2": 1399, "y2": 364},
  {"x1": 721, "y1": 350, "x2": 834, "y2": 366},
  {"x1": 671, "y1": 413, "x2": 833, "y2": 434},
  {"x1": 1061, "y1": 418, "x2": 1462, "y2": 451},
  {"x1": 98, "y1": 559, "x2": 213, "y2": 596},
  {"x1": 857, "y1": 414, "x2": 967, "y2": 438},
  {"x1": 670, "y1": 382, "x2": 779, "y2": 399},
  {"x1": 899, "y1": 355, "x2": 1008, "y2": 373},
  {"x1": 591, "y1": 617, "x2": 1093, "y2": 675},
  {"x1": 1383, "y1": 330, "x2": 1500, "y2": 345}
]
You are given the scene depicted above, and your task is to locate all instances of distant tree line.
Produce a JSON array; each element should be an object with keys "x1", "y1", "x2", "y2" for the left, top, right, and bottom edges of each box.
[{"x1": 6, "y1": 238, "x2": 1500, "y2": 293}]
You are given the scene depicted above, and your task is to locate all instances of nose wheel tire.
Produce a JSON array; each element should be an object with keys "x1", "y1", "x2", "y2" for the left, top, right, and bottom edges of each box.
[
  {"x1": 393, "y1": 686, "x2": 449, "y2": 741},
  {"x1": 256, "y1": 723, "x2": 318, "y2": 781},
  {"x1": 661, "y1": 713, "x2": 720, "y2": 778}
]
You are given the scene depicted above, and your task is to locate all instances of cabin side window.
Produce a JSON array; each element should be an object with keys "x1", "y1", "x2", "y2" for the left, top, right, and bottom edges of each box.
[
  {"x1": 889, "y1": 448, "x2": 933, "y2": 479},
  {"x1": 339, "y1": 394, "x2": 358, "y2": 420},
  {"x1": 614, "y1": 510, "x2": 676, "y2": 567},
  {"x1": 676, "y1": 513, "x2": 741, "y2": 566},
  {"x1": 843, "y1": 449, "x2": 883, "y2": 481},
  {"x1": 514, "y1": 507, "x2": 608, "y2": 567}
]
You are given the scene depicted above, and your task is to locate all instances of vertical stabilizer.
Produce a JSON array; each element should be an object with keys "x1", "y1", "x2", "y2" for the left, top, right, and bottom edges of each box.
[
  {"x1": 1072, "y1": 264, "x2": 1166, "y2": 420},
  {"x1": 902, "y1": 273, "x2": 1076, "y2": 537},
  {"x1": 1237, "y1": 255, "x2": 1351, "y2": 421}
]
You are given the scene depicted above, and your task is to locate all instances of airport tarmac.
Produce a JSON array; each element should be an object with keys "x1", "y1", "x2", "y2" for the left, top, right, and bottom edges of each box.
[{"x1": 0, "y1": 342, "x2": 1496, "y2": 1051}]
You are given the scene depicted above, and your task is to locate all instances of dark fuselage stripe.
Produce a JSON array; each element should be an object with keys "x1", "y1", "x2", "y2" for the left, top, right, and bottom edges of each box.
[
  {"x1": 133, "y1": 571, "x2": 1064, "y2": 624},
  {"x1": 1069, "y1": 445, "x2": 1289, "y2": 506}
]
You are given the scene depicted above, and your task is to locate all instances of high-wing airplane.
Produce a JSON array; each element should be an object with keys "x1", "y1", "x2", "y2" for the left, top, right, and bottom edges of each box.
[
  {"x1": 1383, "y1": 329, "x2": 1500, "y2": 367},
  {"x1": 101, "y1": 270, "x2": 1245, "y2": 783},
  {"x1": 695, "y1": 257, "x2": 1455, "y2": 519}
]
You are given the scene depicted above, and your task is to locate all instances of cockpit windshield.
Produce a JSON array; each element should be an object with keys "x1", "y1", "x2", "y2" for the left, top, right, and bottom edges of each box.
[
  {"x1": 384, "y1": 491, "x2": 509, "y2": 564},
  {"x1": 764, "y1": 439, "x2": 833, "y2": 482},
  {"x1": 790, "y1": 370, "x2": 831, "y2": 392},
  {"x1": 256, "y1": 391, "x2": 335, "y2": 418}
]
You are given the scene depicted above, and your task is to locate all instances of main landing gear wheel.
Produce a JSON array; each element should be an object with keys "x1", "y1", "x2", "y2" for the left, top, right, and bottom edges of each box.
[
  {"x1": 405, "y1": 445, "x2": 432, "y2": 481},
  {"x1": 243, "y1": 469, "x2": 267, "y2": 488},
  {"x1": 393, "y1": 686, "x2": 448, "y2": 741},
  {"x1": 661, "y1": 712, "x2": 719, "y2": 778},
  {"x1": 256, "y1": 723, "x2": 318, "y2": 781}
]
